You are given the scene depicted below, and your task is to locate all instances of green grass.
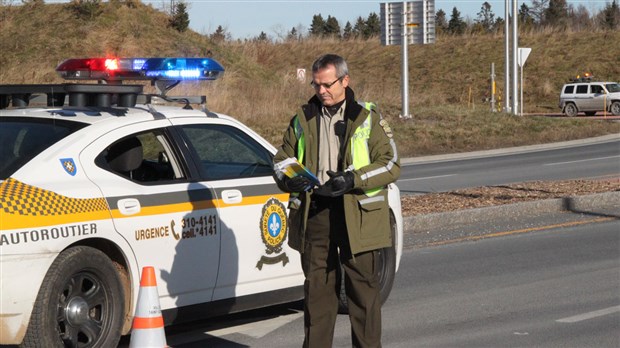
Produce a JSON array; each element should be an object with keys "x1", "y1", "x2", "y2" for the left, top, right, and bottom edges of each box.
[{"x1": 1, "y1": 2, "x2": 619, "y2": 158}]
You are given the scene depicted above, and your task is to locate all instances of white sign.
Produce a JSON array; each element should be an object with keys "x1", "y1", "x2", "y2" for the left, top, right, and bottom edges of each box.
[
  {"x1": 518, "y1": 48, "x2": 532, "y2": 67},
  {"x1": 296, "y1": 68, "x2": 306, "y2": 82}
]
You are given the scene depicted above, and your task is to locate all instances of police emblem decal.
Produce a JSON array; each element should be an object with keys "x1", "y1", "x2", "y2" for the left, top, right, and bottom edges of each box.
[
  {"x1": 256, "y1": 197, "x2": 289, "y2": 270},
  {"x1": 60, "y1": 158, "x2": 77, "y2": 176}
]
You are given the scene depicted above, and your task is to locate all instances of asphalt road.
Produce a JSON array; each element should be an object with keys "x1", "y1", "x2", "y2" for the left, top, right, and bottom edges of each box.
[
  {"x1": 133, "y1": 215, "x2": 619, "y2": 348},
  {"x1": 398, "y1": 136, "x2": 620, "y2": 194},
  {"x1": 383, "y1": 219, "x2": 620, "y2": 348}
]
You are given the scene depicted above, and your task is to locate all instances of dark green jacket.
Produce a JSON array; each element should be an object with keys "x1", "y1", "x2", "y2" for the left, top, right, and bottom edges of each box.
[{"x1": 274, "y1": 87, "x2": 400, "y2": 254}]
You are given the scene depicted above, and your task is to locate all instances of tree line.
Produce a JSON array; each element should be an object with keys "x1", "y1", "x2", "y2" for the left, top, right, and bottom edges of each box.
[
  {"x1": 12, "y1": 0, "x2": 617, "y2": 40},
  {"x1": 233, "y1": 0, "x2": 619, "y2": 41},
  {"x1": 437, "y1": 0, "x2": 620, "y2": 35}
]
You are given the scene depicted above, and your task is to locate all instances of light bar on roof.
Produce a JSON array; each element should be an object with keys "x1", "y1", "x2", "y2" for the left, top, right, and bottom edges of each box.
[
  {"x1": 56, "y1": 58, "x2": 146, "y2": 80},
  {"x1": 141, "y1": 58, "x2": 225, "y2": 80},
  {"x1": 55, "y1": 57, "x2": 225, "y2": 81}
]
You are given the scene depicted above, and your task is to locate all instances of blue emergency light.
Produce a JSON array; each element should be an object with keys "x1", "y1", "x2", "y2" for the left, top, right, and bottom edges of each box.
[{"x1": 141, "y1": 58, "x2": 224, "y2": 80}]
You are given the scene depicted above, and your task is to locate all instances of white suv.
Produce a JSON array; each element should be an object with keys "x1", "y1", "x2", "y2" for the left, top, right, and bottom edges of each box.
[
  {"x1": 559, "y1": 80, "x2": 620, "y2": 117},
  {"x1": 0, "y1": 58, "x2": 403, "y2": 347}
]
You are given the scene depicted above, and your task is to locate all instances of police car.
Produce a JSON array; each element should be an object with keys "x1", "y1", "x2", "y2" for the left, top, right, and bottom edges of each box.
[
  {"x1": 0, "y1": 57, "x2": 404, "y2": 347},
  {"x1": 559, "y1": 74, "x2": 620, "y2": 117}
]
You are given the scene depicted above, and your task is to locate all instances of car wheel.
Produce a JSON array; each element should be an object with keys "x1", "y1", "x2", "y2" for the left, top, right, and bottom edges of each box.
[
  {"x1": 20, "y1": 246, "x2": 125, "y2": 348},
  {"x1": 338, "y1": 212, "x2": 397, "y2": 314},
  {"x1": 611, "y1": 101, "x2": 620, "y2": 116},
  {"x1": 564, "y1": 103, "x2": 578, "y2": 117},
  {"x1": 584, "y1": 111, "x2": 597, "y2": 116}
]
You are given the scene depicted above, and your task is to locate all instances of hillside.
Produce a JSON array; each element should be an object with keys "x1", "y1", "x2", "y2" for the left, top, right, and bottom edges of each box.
[{"x1": 1, "y1": 2, "x2": 619, "y2": 157}]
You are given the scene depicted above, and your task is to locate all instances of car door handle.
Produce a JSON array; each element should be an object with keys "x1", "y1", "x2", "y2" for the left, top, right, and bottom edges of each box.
[
  {"x1": 117, "y1": 198, "x2": 141, "y2": 216},
  {"x1": 221, "y1": 189, "x2": 242, "y2": 204}
]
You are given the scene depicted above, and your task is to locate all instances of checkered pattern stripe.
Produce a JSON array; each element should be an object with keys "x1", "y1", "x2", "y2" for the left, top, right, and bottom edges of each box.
[{"x1": 0, "y1": 178, "x2": 108, "y2": 216}]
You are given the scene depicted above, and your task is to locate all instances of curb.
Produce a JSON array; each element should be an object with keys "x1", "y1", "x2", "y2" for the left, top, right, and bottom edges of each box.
[
  {"x1": 403, "y1": 191, "x2": 620, "y2": 233},
  {"x1": 401, "y1": 133, "x2": 619, "y2": 165}
]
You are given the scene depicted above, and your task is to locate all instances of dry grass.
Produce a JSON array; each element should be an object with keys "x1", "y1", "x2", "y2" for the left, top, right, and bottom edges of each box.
[
  {"x1": 1, "y1": 2, "x2": 619, "y2": 157},
  {"x1": 402, "y1": 177, "x2": 620, "y2": 216}
]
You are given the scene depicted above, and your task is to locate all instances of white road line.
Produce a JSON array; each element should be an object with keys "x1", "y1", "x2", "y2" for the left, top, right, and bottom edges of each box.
[
  {"x1": 556, "y1": 305, "x2": 620, "y2": 323},
  {"x1": 544, "y1": 155, "x2": 620, "y2": 166},
  {"x1": 399, "y1": 174, "x2": 457, "y2": 182}
]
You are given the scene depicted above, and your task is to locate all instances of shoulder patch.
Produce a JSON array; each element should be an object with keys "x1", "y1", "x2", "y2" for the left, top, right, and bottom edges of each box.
[{"x1": 379, "y1": 119, "x2": 393, "y2": 138}]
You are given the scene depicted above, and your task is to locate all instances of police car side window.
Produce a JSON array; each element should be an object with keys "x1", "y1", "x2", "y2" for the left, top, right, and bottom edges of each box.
[
  {"x1": 179, "y1": 124, "x2": 274, "y2": 181},
  {"x1": 576, "y1": 85, "x2": 588, "y2": 94},
  {"x1": 98, "y1": 130, "x2": 184, "y2": 183},
  {"x1": 0, "y1": 118, "x2": 84, "y2": 180}
]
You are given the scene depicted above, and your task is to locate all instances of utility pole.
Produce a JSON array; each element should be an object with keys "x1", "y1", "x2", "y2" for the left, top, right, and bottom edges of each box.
[
  {"x1": 401, "y1": 2, "x2": 412, "y2": 119},
  {"x1": 511, "y1": 0, "x2": 519, "y2": 115}
]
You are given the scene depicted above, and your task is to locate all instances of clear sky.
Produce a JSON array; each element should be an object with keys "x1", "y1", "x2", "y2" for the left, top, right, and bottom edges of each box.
[{"x1": 167, "y1": 0, "x2": 607, "y2": 39}]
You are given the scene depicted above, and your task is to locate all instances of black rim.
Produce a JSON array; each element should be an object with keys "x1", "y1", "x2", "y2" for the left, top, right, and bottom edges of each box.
[{"x1": 56, "y1": 271, "x2": 112, "y2": 348}]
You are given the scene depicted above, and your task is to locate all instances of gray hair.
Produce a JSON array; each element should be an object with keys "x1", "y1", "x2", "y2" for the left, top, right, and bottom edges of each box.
[{"x1": 312, "y1": 54, "x2": 349, "y2": 78}]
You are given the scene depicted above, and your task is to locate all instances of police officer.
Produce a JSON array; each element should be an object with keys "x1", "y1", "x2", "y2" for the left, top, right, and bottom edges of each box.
[{"x1": 274, "y1": 54, "x2": 400, "y2": 347}]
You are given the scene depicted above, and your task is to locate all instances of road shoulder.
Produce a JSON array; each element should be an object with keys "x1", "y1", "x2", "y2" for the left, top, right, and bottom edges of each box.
[{"x1": 403, "y1": 191, "x2": 620, "y2": 248}]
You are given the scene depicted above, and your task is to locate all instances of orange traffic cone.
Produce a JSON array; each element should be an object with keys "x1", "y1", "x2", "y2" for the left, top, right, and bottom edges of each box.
[{"x1": 129, "y1": 266, "x2": 168, "y2": 348}]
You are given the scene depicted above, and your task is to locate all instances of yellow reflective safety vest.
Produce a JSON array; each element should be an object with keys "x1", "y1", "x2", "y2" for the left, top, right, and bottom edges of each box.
[
  {"x1": 293, "y1": 101, "x2": 380, "y2": 197},
  {"x1": 349, "y1": 102, "x2": 381, "y2": 197},
  {"x1": 274, "y1": 92, "x2": 400, "y2": 255}
]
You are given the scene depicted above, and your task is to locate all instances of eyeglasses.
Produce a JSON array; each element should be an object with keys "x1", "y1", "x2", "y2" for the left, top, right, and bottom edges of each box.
[{"x1": 310, "y1": 76, "x2": 343, "y2": 90}]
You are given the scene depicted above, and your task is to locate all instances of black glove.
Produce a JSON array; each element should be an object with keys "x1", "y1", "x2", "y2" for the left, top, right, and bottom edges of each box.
[
  {"x1": 282, "y1": 176, "x2": 312, "y2": 192},
  {"x1": 316, "y1": 170, "x2": 354, "y2": 197}
]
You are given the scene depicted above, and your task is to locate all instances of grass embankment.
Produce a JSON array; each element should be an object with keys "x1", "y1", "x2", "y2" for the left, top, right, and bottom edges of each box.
[{"x1": 1, "y1": 2, "x2": 619, "y2": 157}]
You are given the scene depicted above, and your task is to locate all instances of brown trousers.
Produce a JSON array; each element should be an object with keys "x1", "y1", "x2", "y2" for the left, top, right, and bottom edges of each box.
[{"x1": 301, "y1": 197, "x2": 382, "y2": 348}]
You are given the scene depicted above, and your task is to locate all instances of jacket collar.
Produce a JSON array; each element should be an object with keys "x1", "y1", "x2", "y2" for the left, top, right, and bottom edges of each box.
[{"x1": 302, "y1": 87, "x2": 363, "y2": 122}]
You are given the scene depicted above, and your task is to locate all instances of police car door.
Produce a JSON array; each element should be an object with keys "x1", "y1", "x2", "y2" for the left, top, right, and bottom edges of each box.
[
  {"x1": 170, "y1": 118, "x2": 303, "y2": 301},
  {"x1": 81, "y1": 122, "x2": 221, "y2": 311}
]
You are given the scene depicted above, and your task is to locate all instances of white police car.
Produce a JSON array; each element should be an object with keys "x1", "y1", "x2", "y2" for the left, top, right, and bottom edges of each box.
[
  {"x1": 0, "y1": 58, "x2": 404, "y2": 347},
  {"x1": 559, "y1": 74, "x2": 620, "y2": 117}
]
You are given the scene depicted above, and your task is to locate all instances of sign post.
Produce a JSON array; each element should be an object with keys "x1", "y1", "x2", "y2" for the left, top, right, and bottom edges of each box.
[
  {"x1": 518, "y1": 47, "x2": 531, "y2": 116},
  {"x1": 381, "y1": 0, "x2": 435, "y2": 120}
]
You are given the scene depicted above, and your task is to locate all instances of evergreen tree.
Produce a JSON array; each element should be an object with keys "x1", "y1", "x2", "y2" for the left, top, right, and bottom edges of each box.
[
  {"x1": 435, "y1": 9, "x2": 448, "y2": 35},
  {"x1": 353, "y1": 16, "x2": 366, "y2": 38},
  {"x1": 288, "y1": 27, "x2": 299, "y2": 41},
  {"x1": 343, "y1": 21, "x2": 353, "y2": 40},
  {"x1": 310, "y1": 14, "x2": 326, "y2": 36},
  {"x1": 495, "y1": 16, "x2": 505, "y2": 30},
  {"x1": 600, "y1": 0, "x2": 620, "y2": 29},
  {"x1": 210, "y1": 25, "x2": 227, "y2": 42},
  {"x1": 475, "y1": 2, "x2": 496, "y2": 32},
  {"x1": 324, "y1": 15, "x2": 341, "y2": 38},
  {"x1": 169, "y1": 0, "x2": 190, "y2": 32},
  {"x1": 519, "y1": 3, "x2": 535, "y2": 27},
  {"x1": 448, "y1": 7, "x2": 466, "y2": 34},
  {"x1": 544, "y1": 0, "x2": 568, "y2": 27},
  {"x1": 257, "y1": 31, "x2": 269, "y2": 42},
  {"x1": 365, "y1": 12, "x2": 381, "y2": 38}
]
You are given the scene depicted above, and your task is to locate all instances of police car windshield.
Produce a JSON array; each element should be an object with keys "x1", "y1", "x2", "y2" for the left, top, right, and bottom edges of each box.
[
  {"x1": 0, "y1": 118, "x2": 86, "y2": 180},
  {"x1": 606, "y1": 83, "x2": 620, "y2": 93}
]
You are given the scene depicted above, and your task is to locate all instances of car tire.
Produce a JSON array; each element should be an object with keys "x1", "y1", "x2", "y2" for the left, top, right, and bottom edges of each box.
[
  {"x1": 20, "y1": 246, "x2": 125, "y2": 348},
  {"x1": 611, "y1": 101, "x2": 620, "y2": 116},
  {"x1": 564, "y1": 103, "x2": 578, "y2": 117},
  {"x1": 337, "y1": 212, "x2": 397, "y2": 314}
]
